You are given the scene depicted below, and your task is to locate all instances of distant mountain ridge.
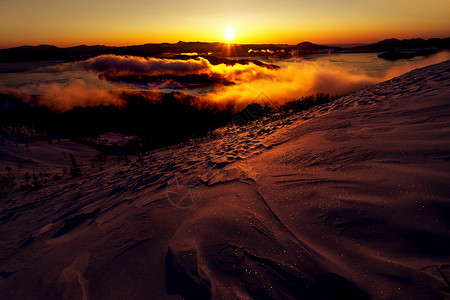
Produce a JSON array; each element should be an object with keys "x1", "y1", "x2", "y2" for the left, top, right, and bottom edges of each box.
[
  {"x1": 350, "y1": 37, "x2": 450, "y2": 52},
  {"x1": 0, "y1": 38, "x2": 448, "y2": 62}
]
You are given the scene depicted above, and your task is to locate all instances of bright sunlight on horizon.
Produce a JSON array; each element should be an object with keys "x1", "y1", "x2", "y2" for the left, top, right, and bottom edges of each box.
[{"x1": 225, "y1": 28, "x2": 235, "y2": 44}]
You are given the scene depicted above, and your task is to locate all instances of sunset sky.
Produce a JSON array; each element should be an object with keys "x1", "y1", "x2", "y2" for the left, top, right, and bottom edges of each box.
[{"x1": 1, "y1": 0, "x2": 449, "y2": 48}]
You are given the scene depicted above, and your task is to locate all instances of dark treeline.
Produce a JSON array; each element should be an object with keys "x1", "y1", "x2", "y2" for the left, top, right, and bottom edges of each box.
[
  {"x1": 0, "y1": 92, "x2": 232, "y2": 151},
  {"x1": 0, "y1": 92, "x2": 338, "y2": 153}
]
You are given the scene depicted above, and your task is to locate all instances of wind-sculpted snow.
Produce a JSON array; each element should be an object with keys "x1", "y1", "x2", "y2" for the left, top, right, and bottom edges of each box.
[{"x1": 0, "y1": 61, "x2": 450, "y2": 299}]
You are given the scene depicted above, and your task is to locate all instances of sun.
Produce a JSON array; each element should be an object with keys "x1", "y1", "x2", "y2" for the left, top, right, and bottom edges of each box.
[{"x1": 224, "y1": 28, "x2": 235, "y2": 43}]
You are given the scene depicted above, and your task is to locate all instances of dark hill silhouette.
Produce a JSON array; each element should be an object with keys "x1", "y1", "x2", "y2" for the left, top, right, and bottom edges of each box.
[
  {"x1": 296, "y1": 41, "x2": 334, "y2": 50},
  {"x1": 293, "y1": 41, "x2": 340, "y2": 54},
  {"x1": 0, "y1": 44, "x2": 115, "y2": 61},
  {"x1": 348, "y1": 37, "x2": 450, "y2": 60},
  {"x1": 350, "y1": 37, "x2": 450, "y2": 52}
]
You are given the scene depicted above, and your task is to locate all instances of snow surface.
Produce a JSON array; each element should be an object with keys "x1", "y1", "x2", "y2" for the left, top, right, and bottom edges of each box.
[{"x1": 1, "y1": 60, "x2": 450, "y2": 299}]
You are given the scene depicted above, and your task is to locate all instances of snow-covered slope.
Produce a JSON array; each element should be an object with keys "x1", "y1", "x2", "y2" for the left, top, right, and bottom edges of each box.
[{"x1": 1, "y1": 61, "x2": 450, "y2": 299}]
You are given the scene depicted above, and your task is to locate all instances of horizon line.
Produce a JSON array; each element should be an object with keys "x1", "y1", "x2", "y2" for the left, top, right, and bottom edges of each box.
[{"x1": 2, "y1": 36, "x2": 449, "y2": 50}]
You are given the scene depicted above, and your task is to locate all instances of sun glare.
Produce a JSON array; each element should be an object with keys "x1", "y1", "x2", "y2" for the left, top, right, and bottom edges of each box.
[{"x1": 224, "y1": 28, "x2": 235, "y2": 43}]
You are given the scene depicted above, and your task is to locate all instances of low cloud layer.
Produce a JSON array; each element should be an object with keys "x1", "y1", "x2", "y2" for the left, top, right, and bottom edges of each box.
[
  {"x1": 48, "y1": 55, "x2": 212, "y2": 76},
  {"x1": 203, "y1": 61, "x2": 378, "y2": 110},
  {"x1": 4, "y1": 51, "x2": 450, "y2": 112},
  {"x1": 0, "y1": 79, "x2": 124, "y2": 112},
  {"x1": 202, "y1": 51, "x2": 450, "y2": 110}
]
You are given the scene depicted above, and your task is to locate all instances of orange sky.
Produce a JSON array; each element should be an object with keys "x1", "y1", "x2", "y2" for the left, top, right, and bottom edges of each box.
[{"x1": 0, "y1": 0, "x2": 449, "y2": 48}]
